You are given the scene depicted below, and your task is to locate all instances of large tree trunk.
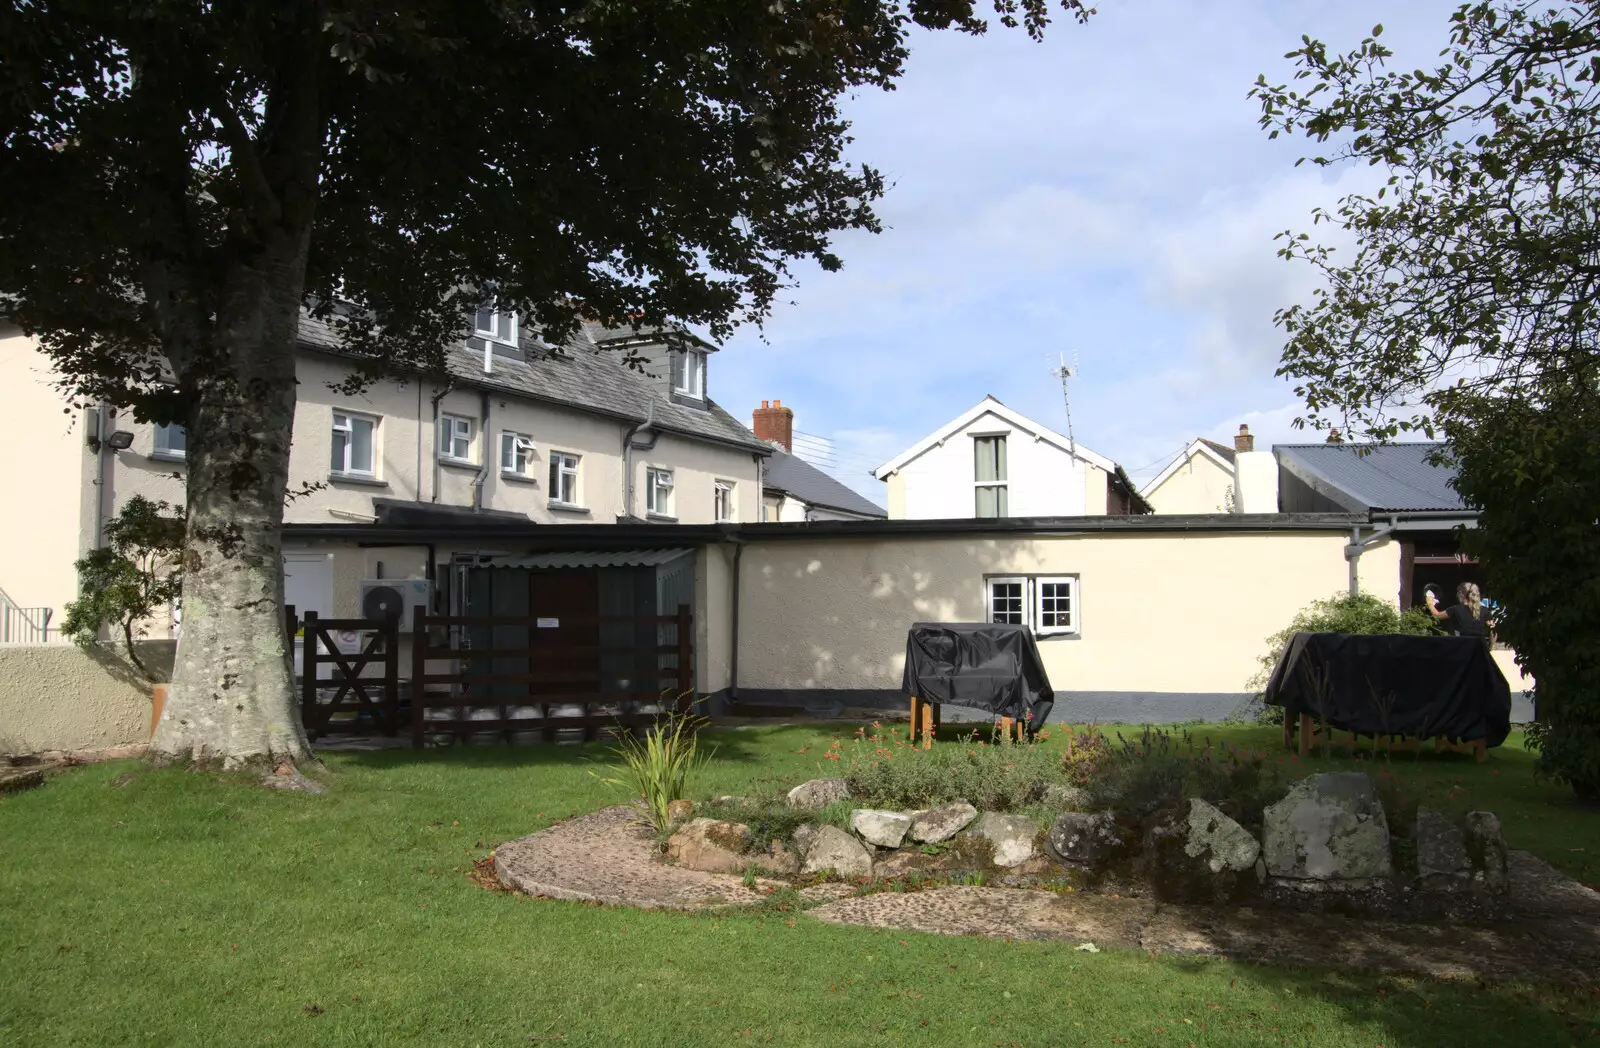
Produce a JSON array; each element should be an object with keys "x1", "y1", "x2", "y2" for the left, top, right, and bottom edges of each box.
[{"x1": 150, "y1": 245, "x2": 314, "y2": 769}]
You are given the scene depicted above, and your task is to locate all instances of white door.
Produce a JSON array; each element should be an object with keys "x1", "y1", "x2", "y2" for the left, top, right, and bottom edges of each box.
[{"x1": 283, "y1": 552, "x2": 335, "y2": 680}]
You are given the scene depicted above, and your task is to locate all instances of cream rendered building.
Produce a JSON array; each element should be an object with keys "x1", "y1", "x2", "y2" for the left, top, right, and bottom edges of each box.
[
  {"x1": 0, "y1": 313, "x2": 769, "y2": 634},
  {"x1": 1141, "y1": 433, "x2": 1241, "y2": 514}
]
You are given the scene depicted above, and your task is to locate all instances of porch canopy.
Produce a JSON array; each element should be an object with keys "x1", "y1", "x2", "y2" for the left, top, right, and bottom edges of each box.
[
  {"x1": 901, "y1": 622, "x2": 1055, "y2": 727},
  {"x1": 480, "y1": 549, "x2": 693, "y2": 569},
  {"x1": 1264, "y1": 632, "x2": 1511, "y2": 746}
]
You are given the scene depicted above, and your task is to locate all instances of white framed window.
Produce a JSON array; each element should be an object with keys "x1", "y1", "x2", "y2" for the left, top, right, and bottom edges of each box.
[
  {"x1": 985, "y1": 574, "x2": 1078, "y2": 636},
  {"x1": 987, "y1": 576, "x2": 1027, "y2": 626},
  {"x1": 647, "y1": 467, "x2": 675, "y2": 517},
  {"x1": 153, "y1": 422, "x2": 186, "y2": 460},
  {"x1": 438, "y1": 414, "x2": 474, "y2": 462},
  {"x1": 714, "y1": 480, "x2": 735, "y2": 522},
  {"x1": 330, "y1": 411, "x2": 377, "y2": 477},
  {"x1": 670, "y1": 350, "x2": 705, "y2": 398},
  {"x1": 474, "y1": 308, "x2": 518, "y2": 346},
  {"x1": 549, "y1": 452, "x2": 580, "y2": 506},
  {"x1": 974, "y1": 434, "x2": 1008, "y2": 518},
  {"x1": 500, "y1": 431, "x2": 535, "y2": 476},
  {"x1": 1035, "y1": 576, "x2": 1078, "y2": 635}
]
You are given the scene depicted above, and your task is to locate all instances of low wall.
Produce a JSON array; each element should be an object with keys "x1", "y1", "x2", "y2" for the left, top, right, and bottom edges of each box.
[{"x1": 0, "y1": 641, "x2": 173, "y2": 755}]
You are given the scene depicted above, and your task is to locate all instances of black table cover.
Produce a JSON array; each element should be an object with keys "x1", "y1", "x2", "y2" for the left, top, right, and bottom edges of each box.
[
  {"x1": 1264, "y1": 631, "x2": 1511, "y2": 747},
  {"x1": 901, "y1": 622, "x2": 1054, "y2": 726}
]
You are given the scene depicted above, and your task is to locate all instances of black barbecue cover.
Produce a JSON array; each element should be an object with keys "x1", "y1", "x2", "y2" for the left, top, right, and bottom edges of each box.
[
  {"x1": 1264, "y1": 632, "x2": 1512, "y2": 747},
  {"x1": 901, "y1": 622, "x2": 1054, "y2": 725}
]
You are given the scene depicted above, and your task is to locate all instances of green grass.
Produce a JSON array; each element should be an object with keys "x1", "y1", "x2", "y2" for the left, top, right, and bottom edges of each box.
[{"x1": 1, "y1": 722, "x2": 1597, "y2": 1047}]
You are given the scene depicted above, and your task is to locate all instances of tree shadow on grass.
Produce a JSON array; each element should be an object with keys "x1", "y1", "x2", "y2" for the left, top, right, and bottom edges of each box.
[
  {"x1": 1159, "y1": 954, "x2": 1600, "y2": 1048},
  {"x1": 319, "y1": 725, "x2": 794, "y2": 772}
]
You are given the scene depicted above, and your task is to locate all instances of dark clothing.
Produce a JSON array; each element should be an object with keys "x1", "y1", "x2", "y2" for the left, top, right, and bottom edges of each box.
[{"x1": 1443, "y1": 604, "x2": 1490, "y2": 642}]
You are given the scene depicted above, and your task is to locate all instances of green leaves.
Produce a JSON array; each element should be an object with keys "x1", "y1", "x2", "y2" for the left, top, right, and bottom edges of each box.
[{"x1": 61, "y1": 496, "x2": 185, "y2": 681}]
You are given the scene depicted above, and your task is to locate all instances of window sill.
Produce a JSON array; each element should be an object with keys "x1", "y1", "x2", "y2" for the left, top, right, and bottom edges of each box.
[
  {"x1": 548, "y1": 502, "x2": 590, "y2": 515},
  {"x1": 149, "y1": 451, "x2": 187, "y2": 465},
  {"x1": 500, "y1": 471, "x2": 539, "y2": 485},
  {"x1": 1035, "y1": 630, "x2": 1079, "y2": 640},
  {"x1": 437, "y1": 457, "x2": 479, "y2": 470},
  {"x1": 647, "y1": 512, "x2": 679, "y2": 523},
  {"x1": 328, "y1": 472, "x2": 388, "y2": 488}
]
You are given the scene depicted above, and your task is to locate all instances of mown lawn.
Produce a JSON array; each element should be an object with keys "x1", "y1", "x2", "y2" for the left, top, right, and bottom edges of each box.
[{"x1": 2, "y1": 722, "x2": 1598, "y2": 1047}]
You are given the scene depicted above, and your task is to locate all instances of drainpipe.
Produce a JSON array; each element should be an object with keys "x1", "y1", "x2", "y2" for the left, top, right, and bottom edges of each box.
[
  {"x1": 471, "y1": 389, "x2": 492, "y2": 512},
  {"x1": 429, "y1": 381, "x2": 454, "y2": 503},
  {"x1": 620, "y1": 400, "x2": 658, "y2": 519},
  {"x1": 1345, "y1": 517, "x2": 1399, "y2": 596},
  {"x1": 91, "y1": 403, "x2": 108, "y2": 549},
  {"x1": 727, "y1": 535, "x2": 745, "y2": 708}
]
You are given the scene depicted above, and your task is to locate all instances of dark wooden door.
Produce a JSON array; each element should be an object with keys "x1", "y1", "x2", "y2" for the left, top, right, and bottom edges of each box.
[{"x1": 527, "y1": 569, "x2": 601, "y2": 707}]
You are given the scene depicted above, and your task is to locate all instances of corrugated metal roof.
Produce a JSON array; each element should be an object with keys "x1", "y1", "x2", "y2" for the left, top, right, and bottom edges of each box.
[
  {"x1": 485, "y1": 549, "x2": 694, "y2": 569},
  {"x1": 763, "y1": 447, "x2": 886, "y2": 518},
  {"x1": 1275, "y1": 443, "x2": 1464, "y2": 512}
]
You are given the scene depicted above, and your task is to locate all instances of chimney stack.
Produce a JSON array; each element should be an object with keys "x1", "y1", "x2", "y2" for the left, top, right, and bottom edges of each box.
[
  {"x1": 1234, "y1": 424, "x2": 1255, "y2": 453},
  {"x1": 752, "y1": 398, "x2": 794, "y2": 451}
]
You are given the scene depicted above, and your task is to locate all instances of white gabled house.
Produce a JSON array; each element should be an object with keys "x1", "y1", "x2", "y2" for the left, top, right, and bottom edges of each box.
[{"x1": 871, "y1": 395, "x2": 1147, "y2": 519}]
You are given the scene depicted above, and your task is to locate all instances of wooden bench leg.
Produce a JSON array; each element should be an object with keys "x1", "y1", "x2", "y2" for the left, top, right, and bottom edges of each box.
[
  {"x1": 999, "y1": 716, "x2": 1014, "y2": 744},
  {"x1": 1299, "y1": 713, "x2": 1312, "y2": 758},
  {"x1": 909, "y1": 695, "x2": 922, "y2": 746},
  {"x1": 1474, "y1": 738, "x2": 1488, "y2": 763},
  {"x1": 920, "y1": 701, "x2": 934, "y2": 750}
]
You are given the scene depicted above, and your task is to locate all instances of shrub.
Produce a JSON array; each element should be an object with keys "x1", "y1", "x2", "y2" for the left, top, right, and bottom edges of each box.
[
  {"x1": 1084, "y1": 726, "x2": 1289, "y2": 832},
  {"x1": 61, "y1": 495, "x2": 184, "y2": 681},
  {"x1": 1061, "y1": 724, "x2": 1114, "y2": 785},
  {"x1": 592, "y1": 716, "x2": 713, "y2": 833},
  {"x1": 1248, "y1": 592, "x2": 1436, "y2": 724},
  {"x1": 840, "y1": 723, "x2": 1063, "y2": 811}
]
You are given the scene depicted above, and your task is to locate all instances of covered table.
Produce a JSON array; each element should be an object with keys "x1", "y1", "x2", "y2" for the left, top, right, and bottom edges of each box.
[
  {"x1": 901, "y1": 622, "x2": 1055, "y2": 745},
  {"x1": 1264, "y1": 631, "x2": 1512, "y2": 759}
]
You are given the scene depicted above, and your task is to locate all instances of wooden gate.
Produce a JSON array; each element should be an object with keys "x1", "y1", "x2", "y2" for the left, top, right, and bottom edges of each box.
[
  {"x1": 295, "y1": 609, "x2": 401, "y2": 737},
  {"x1": 408, "y1": 604, "x2": 692, "y2": 747}
]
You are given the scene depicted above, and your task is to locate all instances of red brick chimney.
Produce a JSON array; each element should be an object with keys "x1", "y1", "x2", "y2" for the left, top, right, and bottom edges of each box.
[
  {"x1": 1234, "y1": 424, "x2": 1255, "y2": 453},
  {"x1": 752, "y1": 399, "x2": 794, "y2": 451}
]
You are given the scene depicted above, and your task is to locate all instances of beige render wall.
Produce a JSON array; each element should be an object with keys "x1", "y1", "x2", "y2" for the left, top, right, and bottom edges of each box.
[
  {"x1": 635, "y1": 432, "x2": 762, "y2": 524},
  {"x1": 482, "y1": 394, "x2": 630, "y2": 522},
  {"x1": 287, "y1": 355, "x2": 429, "y2": 522},
  {"x1": 0, "y1": 331, "x2": 84, "y2": 617},
  {"x1": 734, "y1": 529, "x2": 1368, "y2": 696},
  {"x1": 1145, "y1": 454, "x2": 1235, "y2": 514},
  {"x1": 0, "y1": 641, "x2": 174, "y2": 754}
]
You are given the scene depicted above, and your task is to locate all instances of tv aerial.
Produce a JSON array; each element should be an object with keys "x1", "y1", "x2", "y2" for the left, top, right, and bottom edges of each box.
[{"x1": 1050, "y1": 351, "x2": 1079, "y2": 455}]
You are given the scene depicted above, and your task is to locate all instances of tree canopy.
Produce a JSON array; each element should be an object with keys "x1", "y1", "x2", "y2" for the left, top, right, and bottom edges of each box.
[
  {"x1": 1252, "y1": 1, "x2": 1600, "y2": 441},
  {"x1": 1254, "y1": 1, "x2": 1600, "y2": 794},
  {"x1": 0, "y1": 0, "x2": 1092, "y2": 768}
]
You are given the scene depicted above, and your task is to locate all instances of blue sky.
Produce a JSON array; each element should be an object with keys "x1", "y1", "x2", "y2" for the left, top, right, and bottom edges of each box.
[{"x1": 711, "y1": 0, "x2": 1463, "y2": 502}]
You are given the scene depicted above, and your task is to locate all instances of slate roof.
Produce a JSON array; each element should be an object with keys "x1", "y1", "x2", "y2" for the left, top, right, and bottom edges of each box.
[
  {"x1": 1274, "y1": 442, "x2": 1464, "y2": 512},
  {"x1": 763, "y1": 446, "x2": 887, "y2": 518},
  {"x1": 1197, "y1": 437, "x2": 1236, "y2": 463},
  {"x1": 296, "y1": 312, "x2": 768, "y2": 454}
]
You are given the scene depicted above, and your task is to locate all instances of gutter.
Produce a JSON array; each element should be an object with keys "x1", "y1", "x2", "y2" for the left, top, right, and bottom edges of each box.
[
  {"x1": 91, "y1": 403, "x2": 108, "y2": 549},
  {"x1": 428, "y1": 380, "x2": 455, "y2": 503},
  {"x1": 620, "y1": 400, "x2": 659, "y2": 518},
  {"x1": 281, "y1": 511, "x2": 1366, "y2": 544},
  {"x1": 471, "y1": 389, "x2": 492, "y2": 512},
  {"x1": 727, "y1": 535, "x2": 745, "y2": 707},
  {"x1": 1345, "y1": 516, "x2": 1399, "y2": 596}
]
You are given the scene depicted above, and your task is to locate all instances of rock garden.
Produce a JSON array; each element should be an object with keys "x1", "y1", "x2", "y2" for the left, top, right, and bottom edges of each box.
[{"x1": 493, "y1": 722, "x2": 1600, "y2": 983}]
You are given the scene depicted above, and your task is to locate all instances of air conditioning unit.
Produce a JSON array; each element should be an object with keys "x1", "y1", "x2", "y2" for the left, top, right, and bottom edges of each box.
[{"x1": 357, "y1": 579, "x2": 433, "y2": 631}]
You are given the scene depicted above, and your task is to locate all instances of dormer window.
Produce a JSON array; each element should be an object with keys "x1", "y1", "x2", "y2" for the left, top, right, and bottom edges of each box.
[
  {"x1": 474, "y1": 308, "x2": 518, "y2": 347},
  {"x1": 670, "y1": 349, "x2": 705, "y2": 399}
]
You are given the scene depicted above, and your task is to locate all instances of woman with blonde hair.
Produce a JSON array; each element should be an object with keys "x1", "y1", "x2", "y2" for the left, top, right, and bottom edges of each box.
[{"x1": 1426, "y1": 581, "x2": 1491, "y2": 644}]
